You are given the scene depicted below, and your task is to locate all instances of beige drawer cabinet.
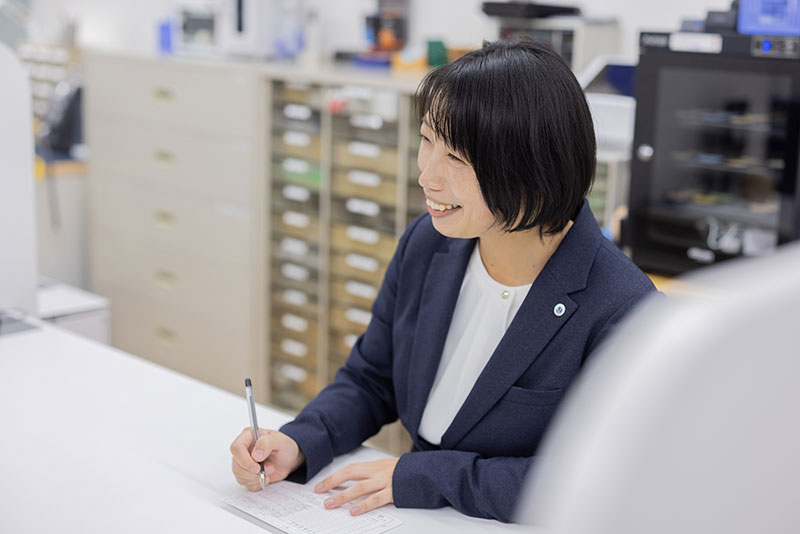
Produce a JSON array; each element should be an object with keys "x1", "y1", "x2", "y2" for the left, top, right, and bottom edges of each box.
[{"x1": 84, "y1": 52, "x2": 267, "y2": 398}]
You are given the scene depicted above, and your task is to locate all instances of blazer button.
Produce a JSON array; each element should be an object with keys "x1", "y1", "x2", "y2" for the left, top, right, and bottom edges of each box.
[{"x1": 554, "y1": 303, "x2": 566, "y2": 317}]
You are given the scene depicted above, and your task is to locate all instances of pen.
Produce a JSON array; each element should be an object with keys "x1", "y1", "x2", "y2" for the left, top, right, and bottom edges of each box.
[{"x1": 244, "y1": 378, "x2": 266, "y2": 490}]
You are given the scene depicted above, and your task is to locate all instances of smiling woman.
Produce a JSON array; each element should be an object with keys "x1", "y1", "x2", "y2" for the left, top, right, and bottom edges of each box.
[{"x1": 230, "y1": 39, "x2": 657, "y2": 523}]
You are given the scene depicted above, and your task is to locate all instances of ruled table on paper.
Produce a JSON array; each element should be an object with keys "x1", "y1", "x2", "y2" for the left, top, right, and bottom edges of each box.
[{"x1": 224, "y1": 481, "x2": 402, "y2": 534}]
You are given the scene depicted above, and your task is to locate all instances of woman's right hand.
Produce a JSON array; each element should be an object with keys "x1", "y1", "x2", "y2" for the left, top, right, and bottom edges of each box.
[{"x1": 230, "y1": 428, "x2": 305, "y2": 491}]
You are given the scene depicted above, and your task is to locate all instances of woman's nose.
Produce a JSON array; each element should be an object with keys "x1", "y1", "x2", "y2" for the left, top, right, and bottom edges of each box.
[{"x1": 418, "y1": 155, "x2": 443, "y2": 191}]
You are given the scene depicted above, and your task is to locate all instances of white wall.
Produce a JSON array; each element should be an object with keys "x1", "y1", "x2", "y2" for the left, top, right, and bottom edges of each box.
[{"x1": 28, "y1": 0, "x2": 733, "y2": 59}]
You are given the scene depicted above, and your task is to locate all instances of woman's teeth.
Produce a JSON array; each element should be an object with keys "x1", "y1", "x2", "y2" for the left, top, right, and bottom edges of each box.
[{"x1": 426, "y1": 199, "x2": 460, "y2": 211}]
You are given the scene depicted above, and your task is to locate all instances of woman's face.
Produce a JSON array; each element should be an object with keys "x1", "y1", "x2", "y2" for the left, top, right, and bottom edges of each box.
[{"x1": 417, "y1": 120, "x2": 497, "y2": 239}]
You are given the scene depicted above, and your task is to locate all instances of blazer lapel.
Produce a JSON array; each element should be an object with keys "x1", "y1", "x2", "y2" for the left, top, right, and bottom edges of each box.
[
  {"x1": 406, "y1": 237, "x2": 475, "y2": 440},
  {"x1": 440, "y1": 268, "x2": 577, "y2": 449},
  {"x1": 439, "y1": 200, "x2": 603, "y2": 448}
]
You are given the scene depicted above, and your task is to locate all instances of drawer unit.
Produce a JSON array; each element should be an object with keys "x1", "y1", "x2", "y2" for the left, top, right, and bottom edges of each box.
[
  {"x1": 273, "y1": 80, "x2": 322, "y2": 108},
  {"x1": 333, "y1": 141, "x2": 399, "y2": 176},
  {"x1": 88, "y1": 119, "x2": 253, "y2": 204},
  {"x1": 271, "y1": 336, "x2": 317, "y2": 371},
  {"x1": 272, "y1": 284, "x2": 319, "y2": 317},
  {"x1": 272, "y1": 131, "x2": 322, "y2": 161},
  {"x1": 271, "y1": 359, "x2": 319, "y2": 412},
  {"x1": 331, "y1": 222, "x2": 395, "y2": 261},
  {"x1": 272, "y1": 180, "x2": 321, "y2": 216},
  {"x1": 273, "y1": 102, "x2": 321, "y2": 133},
  {"x1": 332, "y1": 113, "x2": 398, "y2": 146},
  {"x1": 89, "y1": 179, "x2": 250, "y2": 268},
  {"x1": 331, "y1": 196, "x2": 395, "y2": 234},
  {"x1": 85, "y1": 53, "x2": 256, "y2": 138},
  {"x1": 104, "y1": 287, "x2": 250, "y2": 396},
  {"x1": 330, "y1": 278, "x2": 379, "y2": 310},
  {"x1": 329, "y1": 302, "x2": 373, "y2": 336},
  {"x1": 273, "y1": 209, "x2": 321, "y2": 242},
  {"x1": 91, "y1": 233, "x2": 249, "y2": 329},
  {"x1": 271, "y1": 307, "x2": 320, "y2": 346},
  {"x1": 332, "y1": 169, "x2": 398, "y2": 207},
  {"x1": 272, "y1": 236, "x2": 321, "y2": 267},
  {"x1": 272, "y1": 158, "x2": 323, "y2": 190},
  {"x1": 272, "y1": 260, "x2": 320, "y2": 292},
  {"x1": 330, "y1": 250, "x2": 388, "y2": 286}
]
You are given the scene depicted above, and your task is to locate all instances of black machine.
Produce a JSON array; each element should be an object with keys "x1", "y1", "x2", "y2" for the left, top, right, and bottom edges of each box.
[{"x1": 627, "y1": 30, "x2": 800, "y2": 274}]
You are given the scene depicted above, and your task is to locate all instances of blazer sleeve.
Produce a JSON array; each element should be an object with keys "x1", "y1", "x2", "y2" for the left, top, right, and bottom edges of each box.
[
  {"x1": 279, "y1": 215, "x2": 424, "y2": 483},
  {"x1": 393, "y1": 450, "x2": 532, "y2": 523}
]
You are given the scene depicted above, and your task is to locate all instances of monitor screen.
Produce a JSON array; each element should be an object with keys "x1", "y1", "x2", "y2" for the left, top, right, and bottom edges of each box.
[{"x1": 738, "y1": 0, "x2": 800, "y2": 36}]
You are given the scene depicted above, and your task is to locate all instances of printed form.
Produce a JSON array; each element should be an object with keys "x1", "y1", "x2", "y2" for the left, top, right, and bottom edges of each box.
[{"x1": 225, "y1": 481, "x2": 402, "y2": 534}]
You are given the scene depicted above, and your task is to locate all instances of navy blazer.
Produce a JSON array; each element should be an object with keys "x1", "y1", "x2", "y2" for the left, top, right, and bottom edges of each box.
[{"x1": 281, "y1": 201, "x2": 656, "y2": 522}]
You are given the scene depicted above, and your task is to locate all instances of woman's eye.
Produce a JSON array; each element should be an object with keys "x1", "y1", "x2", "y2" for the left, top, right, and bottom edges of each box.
[
  {"x1": 447, "y1": 153, "x2": 464, "y2": 164},
  {"x1": 420, "y1": 134, "x2": 430, "y2": 143}
]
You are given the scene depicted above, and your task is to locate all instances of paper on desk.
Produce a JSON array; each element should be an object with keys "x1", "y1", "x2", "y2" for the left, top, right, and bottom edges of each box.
[{"x1": 224, "y1": 481, "x2": 402, "y2": 534}]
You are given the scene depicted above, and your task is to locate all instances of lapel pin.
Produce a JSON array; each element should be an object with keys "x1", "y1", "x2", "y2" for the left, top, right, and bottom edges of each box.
[{"x1": 554, "y1": 303, "x2": 566, "y2": 317}]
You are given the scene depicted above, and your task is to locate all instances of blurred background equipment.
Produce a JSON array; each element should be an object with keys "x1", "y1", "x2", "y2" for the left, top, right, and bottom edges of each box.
[
  {"x1": 483, "y1": 1, "x2": 620, "y2": 74},
  {"x1": 519, "y1": 240, "x2": 800, "y2": 534},
  {"x1": 627, "y1": 27, "x2": 800, "y2": 274},
  {"x1": 0, "y1": 0, "x2": 29, "y2": 48}
]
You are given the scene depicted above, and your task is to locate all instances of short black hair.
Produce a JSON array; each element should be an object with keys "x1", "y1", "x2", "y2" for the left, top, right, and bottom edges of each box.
[{"x1": 416, "y1": 39, "x2": 596, "y2": 234}]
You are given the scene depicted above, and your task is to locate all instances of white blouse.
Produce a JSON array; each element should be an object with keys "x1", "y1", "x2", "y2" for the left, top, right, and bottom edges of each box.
[{"x1": 418, "y1": 244, "x2": 533, "y2": 445}]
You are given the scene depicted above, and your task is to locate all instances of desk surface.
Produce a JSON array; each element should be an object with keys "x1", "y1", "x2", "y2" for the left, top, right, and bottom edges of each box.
[{"x1": 0, "y1": 320, "x2": 528, "y2": 533}]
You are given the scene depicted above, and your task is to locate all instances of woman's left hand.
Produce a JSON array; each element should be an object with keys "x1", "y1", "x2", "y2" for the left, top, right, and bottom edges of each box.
[{"x1": 313, "y1": 457, "x2": 400, "y2": 515}]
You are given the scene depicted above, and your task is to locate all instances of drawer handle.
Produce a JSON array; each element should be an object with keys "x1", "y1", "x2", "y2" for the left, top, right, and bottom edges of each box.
[
  {"x1": 344, "y1": 333, "x2": 358, "y2": 349},
  {"x1": 153, "y1": 87, "x2": 174, "y2": 101},
  {"x1": 279, "y1": 363, "x2": 308, "y2": 383},
  {"x1": 154, "y1": 269, "x2": 177, "y2": 289},
  {"x1": 281, "y1": 338, "x2": 309, "y2": 358},
  {"x1": 348, "y1": 141, "x2": 380, "y2": 159},
  {"x1": 283, "y1": 131, "x2": 312, "y2": 148},
  {"x1": 346, "y1": 198, "x2": 380, "y2": 217},
  {"x1": 279, "y1": 237, "x2": 309, "y2": 256},
  {"x1": 345, "y1": 225, "x2": 379, "y2": 245},
  {"x1": 281, "y1": 289, "x2": 309, "y2": 306},
  {"x1": 347, "y1": 170, "x2": 381, "y2": 188},
  {"x1": 153, "y1": 150, "x2": 174, "y2": 165},
  {"x1": 155, "y1": 326, "x2": 177, "y2": 345},
  {"x1": 345, "y1": 307, "x2": 372, "y2": 326},
  {"x1": 345, "y1": 280, "x2": 377, "y2": 300},
  {"x1": 282, "y1": 211, "x2": 310, "y2": 229},
  {"x1": 349, "y1": 113, "x2": 384, "y2": 130},
  {"x1": 345, "y1": 253, "x2": 379, "y2": 273},
  {"x1": 154, "y1": 210, "x2": 176, "y2": 226},
  {"x1": 281, "y1": 313, "x2": 309, "y2": 333},
  {"x1": 283, "y1": 104, "x2": 312, "y2": 121},
  {"x1": 281, "y1": 263, "x2": 310, "y2": 282},
  {"x1": 282, "y1": 185, "x2": 311, "y2": 203}
]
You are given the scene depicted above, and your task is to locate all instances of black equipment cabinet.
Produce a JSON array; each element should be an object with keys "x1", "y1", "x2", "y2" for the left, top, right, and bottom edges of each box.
[{"x1": 628, "y1": 32, "x2": 800, "y2": 275}]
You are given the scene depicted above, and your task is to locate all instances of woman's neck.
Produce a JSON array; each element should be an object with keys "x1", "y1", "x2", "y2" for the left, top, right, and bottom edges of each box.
[{"x1": 477, "y1": 221, "x2": 574, "y2": 287}]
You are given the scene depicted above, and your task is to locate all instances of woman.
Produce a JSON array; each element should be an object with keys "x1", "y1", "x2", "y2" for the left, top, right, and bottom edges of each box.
[{"x1": 230, "y1": 39, "x2": 656, "y2": 522}]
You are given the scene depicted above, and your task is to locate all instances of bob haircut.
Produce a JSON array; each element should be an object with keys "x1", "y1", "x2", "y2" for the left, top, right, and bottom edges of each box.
[{"x1": 416, "y1": 39, "x2": 596, "y2": 234}]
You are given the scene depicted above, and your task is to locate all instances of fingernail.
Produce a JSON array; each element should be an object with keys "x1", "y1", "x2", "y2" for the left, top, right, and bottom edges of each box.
[
  {"x1": 314, "y1": 483, "x2": 323, "y2": 492},
  {"x1": 324, "y1": 498, "x2": 335, "y2": 508},
  {"x1": 253, "y1": 449, "x2": 265, "y2": 461},
  {"x1": 350, "y1": 505, "x2": 361, "y2": 515},
  {"x1": 250, "y1": 465, "x2": 260, "y2": 473},
  {"x1": 265, "y1": 466, "x2": 275, "y2": 475}
]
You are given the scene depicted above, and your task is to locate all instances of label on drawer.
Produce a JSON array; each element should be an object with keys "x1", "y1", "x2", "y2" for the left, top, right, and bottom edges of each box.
[
  {"x1": 283, "y1": 131, "x2": 311, "y2": 147},
  {"x1": 347, "y1": 170, "x2": 381, "y2": 188},
  {"x1": 345, "y1": 225, "x2": 379, "y2": 244},
  {"x1": 280, "y1": 363, "x2": 308, "y2": 383},
  {"x1": 345, "y1": 280, "x2": 378, "y2": 300},
  {"x1": 284, "y1": 104, "x2": 312, "y2": 121},
  {"x1": 282, "y1": 184, "x2": 311, "y2": 203},
  {"x1": 344, "y1": 334, "x2": 358, "y2": 349},
  {"x1": 280, "y1": 237, "x2": 309, "y2": 256},
  {"x1": 281, "y1": 339, "x2": 309, "y2": 358},
  {"x1": 282, "y1": 158, "x2": 310, "y2": 174},
  {"x1": 345, "y1": 253, "x2": 379, "y2": 273},
  {"x1": 345, "y1": 307, "x2": 372, "y2": 326},
  {"x1": 281, "y1": 263, "x2": 310, "y2": 282},
  {"x1": 345, "y1": 198, "x2": 380, "y2": 217},
  {"x1": 349, "y1": 113, "x2": 384, "y2": 130},
  {"x1": 282, "y1": 289, "x2": 309, "y2": 306},
  {"x1": 281, "y1": 313, "x2": 309, "y2": 333},
  {"x1": 348, "y1": 141, "x2": 380, "y2": 159},
  {"x1": 282, "y1": 211, "x2": 310, "y2": 229}
]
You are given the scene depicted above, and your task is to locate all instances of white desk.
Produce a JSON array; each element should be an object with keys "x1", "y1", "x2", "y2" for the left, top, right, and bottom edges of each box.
[{"x1": 0, "y1": 320, "x2": 529, "y2": 533}]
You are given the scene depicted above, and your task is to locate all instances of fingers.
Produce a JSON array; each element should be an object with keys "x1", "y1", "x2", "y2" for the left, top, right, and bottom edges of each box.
[
  {"x1": 323, "y1": 479, "x2": 382, "y2": 510},
  {"x1": 232, "y1": 457, "x2": 276, "y2": 490},
  {"x1": 349, "y1": 489, "x2": 392, "y2": 516},
  {"x1": 314, "y1": 462, "x2": 372, "y2": 493},
  {"x1": 230, "y1": 427, "x2": 261, "y2": 474},
  {"x1": 251, "y1": 433, "x2": 276, "y2": 463}
]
